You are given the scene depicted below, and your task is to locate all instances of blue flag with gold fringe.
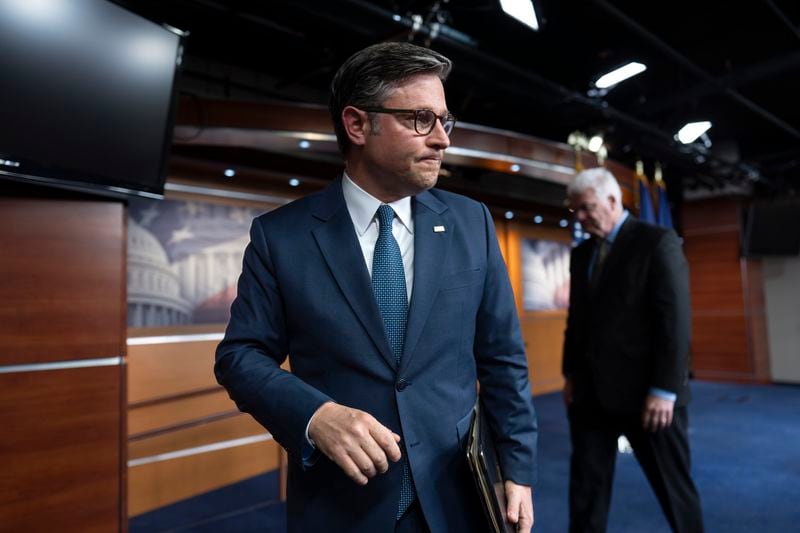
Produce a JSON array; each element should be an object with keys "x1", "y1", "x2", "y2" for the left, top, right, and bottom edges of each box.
[
  {"x1": 637, "y1": 172, "x2": 656, "y2": 224},
  {"x1": 656, "y1": 180, "x2": 673, "y2": 228}
]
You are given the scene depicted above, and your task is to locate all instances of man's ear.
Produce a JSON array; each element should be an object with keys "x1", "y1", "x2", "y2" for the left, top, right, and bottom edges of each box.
[
  {"x1": 607, "y1": 195, "x2": 618, "y2": 210},
  {"x1": 342, "y1": 106, "x2": 369, "y2": 147}
]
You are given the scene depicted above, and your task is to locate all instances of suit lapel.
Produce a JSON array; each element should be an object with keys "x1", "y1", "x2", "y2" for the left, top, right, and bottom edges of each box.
[
  {"x1": 311, "y1": 179, "x2": 397, "y2": 371},
  {"x1": 399, "y1": 191, "x2": 451, "y2": 373}
]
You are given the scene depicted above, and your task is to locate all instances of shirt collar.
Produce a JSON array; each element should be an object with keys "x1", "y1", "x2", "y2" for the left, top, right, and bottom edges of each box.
[
  {"x1": 606, "y1": 210, "x2": 629, "y2": 244},
  {"x1": 342, "y1": 172, "x2": 413, "y2": 236}
]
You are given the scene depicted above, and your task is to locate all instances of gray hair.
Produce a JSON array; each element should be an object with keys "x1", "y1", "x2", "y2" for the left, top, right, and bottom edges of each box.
[
  {"x1": 567, "y1": 167, "x2": 622, "y2": 204},
  {"x1": 329, "y1": 41, "x2": 452, "y2": 155}
]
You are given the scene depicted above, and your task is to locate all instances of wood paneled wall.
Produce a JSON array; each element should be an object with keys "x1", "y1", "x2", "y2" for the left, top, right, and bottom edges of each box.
[
  {"x1": 126, "y1": 339, "x2": 282, "y2": 516},
  {"x1": 0, "y1": 200, "x2": 126, "y2": 361},
  {"x1": 124, "y1": 187, "x2": 288, "y2": 517},
  {"x1": 683, "y1": 197, "x2": 770, "y2": 381},
  {"x1": 500, "y1": 220, "x2": 570, "y2": 395},
  {"x1": 0, "y1": 197, "x2": 126, "y2": 532}
]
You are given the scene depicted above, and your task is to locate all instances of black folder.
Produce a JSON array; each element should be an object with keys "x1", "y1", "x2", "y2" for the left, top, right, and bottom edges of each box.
[{"x1": 466, "y1": 400, "x2": 516, "y2": 533}]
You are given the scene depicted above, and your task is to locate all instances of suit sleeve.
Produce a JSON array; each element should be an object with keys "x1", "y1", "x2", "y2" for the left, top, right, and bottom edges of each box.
[
  {"x1": 214, "y1": 218, "x2": 332, "y2": 462},
  {"x1": 648, "y1": 230, "x2": 691, "y2": 393},
  {"x1": 473, "y1": 203, "x2": 538, "y2": 486}
]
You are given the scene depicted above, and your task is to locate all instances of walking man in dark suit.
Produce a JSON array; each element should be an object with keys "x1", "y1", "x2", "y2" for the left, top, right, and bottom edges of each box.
[
  {"x1": 563, "y1": 167, "x2": 704, "y2": 532},
  {"x1": 215, "y1": 42, "x2": 538, "y2": 533}
]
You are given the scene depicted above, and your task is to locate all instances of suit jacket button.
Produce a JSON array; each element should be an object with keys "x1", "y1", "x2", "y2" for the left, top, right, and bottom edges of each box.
[{"x1": 396, "y1": 379, "x2": 407, "y2": 391}]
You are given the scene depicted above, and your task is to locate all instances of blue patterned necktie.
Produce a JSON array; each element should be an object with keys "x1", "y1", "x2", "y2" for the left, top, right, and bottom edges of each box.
[{"x1": 371, "y1": 204, "x2": 415, "y2": 518}]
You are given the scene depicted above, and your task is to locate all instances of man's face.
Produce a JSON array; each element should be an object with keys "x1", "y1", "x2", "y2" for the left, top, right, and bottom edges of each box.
[
  {"x1": 358, "y1": 73, "x2": 451, "y2": 201},
  {"x1": 568, "y1": 188, "x2": 619, "y2": 239}
]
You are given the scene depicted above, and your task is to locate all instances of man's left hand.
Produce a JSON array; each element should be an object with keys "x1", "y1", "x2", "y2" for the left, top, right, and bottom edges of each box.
[
  {"x1": 642, "y1": 394, "x2": 674, "y2": 432},
  {"x1": 504, "y1": 480, "x2": 534, "y2": 532}
]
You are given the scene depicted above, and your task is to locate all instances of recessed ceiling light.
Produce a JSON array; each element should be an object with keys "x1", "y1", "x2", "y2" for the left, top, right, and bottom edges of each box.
[
  {"x1": 499, "y1": 0, "x2": 539, "y2": 31},
  {"x1": 504, "y1": 210, "x2": 514, "y2": 220},
  {"x1": 676, "y1": 121, "x2": 712, "y2": 144},
  {"x1": 223, "y1": 168, "x2": 235, "y2": 177},
  {"x1": 534, "y1": 215, "x2": 543, "y2": 224},
  {"x1": 288, "y1": 178, "x2": 300, "y2": 187},
  {"x1": 510, "y1": 164, "x2": 521, "y2": 172},
  {"x1": 595, "y1": 62, "x2": 647, "y2": 89},
  {"x1": 298, "y1": 140, "x2": 311, "y2": 149}
]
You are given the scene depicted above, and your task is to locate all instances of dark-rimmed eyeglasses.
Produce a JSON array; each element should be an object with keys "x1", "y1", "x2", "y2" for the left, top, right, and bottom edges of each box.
[{"x1": 359, "y1": 107, "x2": 457, "y2": 136}]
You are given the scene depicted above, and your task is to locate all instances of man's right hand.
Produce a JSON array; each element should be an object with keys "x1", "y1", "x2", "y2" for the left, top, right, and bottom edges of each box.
[{"x1": 308, "y1": 401, "x2": 402, "y2": 485}]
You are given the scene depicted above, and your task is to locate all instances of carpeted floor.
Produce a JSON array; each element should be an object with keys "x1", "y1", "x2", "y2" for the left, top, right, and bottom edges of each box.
[{"x1": 131, "y1": 381, "x2": 800, "y2": 532}]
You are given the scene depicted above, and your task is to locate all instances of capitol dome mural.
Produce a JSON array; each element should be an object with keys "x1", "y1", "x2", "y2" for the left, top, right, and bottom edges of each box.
[
  {"x1": 127, "y1": 220, "x2": 192, "y2": 327},
  {"x1": 126, "y1": 197, "x2": 262, "y2": 328}
]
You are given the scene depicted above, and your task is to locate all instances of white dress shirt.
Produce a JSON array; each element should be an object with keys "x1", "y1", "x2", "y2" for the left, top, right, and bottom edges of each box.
[{"x1": 342, "y1": 172, "x2": 414, "y2": 300}]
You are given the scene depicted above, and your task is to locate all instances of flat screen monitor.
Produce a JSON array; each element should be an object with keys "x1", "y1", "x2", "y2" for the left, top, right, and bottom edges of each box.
[
  {"x1": 742, "y1": 200, "x2": 800, "y2": 257},
  {"x1": 0, "y1": 0, "x2": 183, "y2": 198}
]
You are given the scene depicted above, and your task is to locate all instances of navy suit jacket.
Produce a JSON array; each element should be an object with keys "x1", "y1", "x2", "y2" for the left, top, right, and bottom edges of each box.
[
  {"x1": 215, "y1": 178, "x2": 537, "y2": 532},
  {"x1": 563, "y1": 217, "x2": 692, "y2": 412}
]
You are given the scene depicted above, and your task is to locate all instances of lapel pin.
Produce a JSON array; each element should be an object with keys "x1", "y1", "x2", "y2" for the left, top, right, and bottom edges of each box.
[{"x1": 433, "y1": 225, "x2": 446, "y2": 233}]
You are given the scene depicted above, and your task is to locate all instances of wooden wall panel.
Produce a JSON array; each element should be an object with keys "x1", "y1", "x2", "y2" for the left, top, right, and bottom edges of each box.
[
  {"x1": 521, "y1": 313, "x2": 567, "y2": 394},
  {"x1": 129, "y1": 414, "x2": 267, "y2": 460},
  {"x1": 683, "y1": 197, "x2": 769, "y2": 382},
  {"x1": 0, "y1": 366, "x2": 123, "y2": 533},
  {"x1": 0, "y1": 199, "x2": 125, "y2": 363},
  {"x1": 691, "y1": 314, "x2": 750, "y2": 373},
  {"x1": 0, "y1": 195, "x2": 126, "y2": 532},
  {"x1": 495, "y1": 217, "x2": 509, "y2": 265},
  {"x1": 128, "y1": 439, "x2": 280, "y2": 516},
  {"x1": 683, "y1": 196, "x2": 741, "y2": 230},
  {"x1": 129, "y1": 389, "x2": 234, "y2": 436},
  {"x1": 127, "y1": 339, "x2": 279, "y2": 517},
  {"x1": 506, "y1": 221, "x2": 571, "y2": 395},
  {"x1": 743, "y1": 259, "x2": 771, "y2": 381},
  {"x1": 504, "y1": 220, "x2": 525, "y2": 317},
  {"x1": 127, "y1": 340, "x2": 219, "y2": 403},
  {"x1": 684, "y1": 231, "x2": 745, "y2": 311}
]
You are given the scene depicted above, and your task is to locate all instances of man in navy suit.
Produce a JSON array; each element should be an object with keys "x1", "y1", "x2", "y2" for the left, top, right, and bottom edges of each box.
[
  {"x1": 215, "y1": 42, "x2": 538, "y2": 533},
  {"x1": 563, "y1": 167, "x2": 703, "y2": 532}
]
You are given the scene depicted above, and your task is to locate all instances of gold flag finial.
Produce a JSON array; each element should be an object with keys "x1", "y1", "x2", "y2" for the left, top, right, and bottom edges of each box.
[
  {"x1": 567, "y1": 131, "x2": 588, "y2": 172},
  {"x1": 634, "y1": 159, "x2": 649, "y2": 210}
]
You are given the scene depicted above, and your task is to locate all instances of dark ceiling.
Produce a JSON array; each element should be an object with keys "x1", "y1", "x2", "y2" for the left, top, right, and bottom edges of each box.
[{"x1": 121, "y1": 0, "x2": 800, "y2": 197}]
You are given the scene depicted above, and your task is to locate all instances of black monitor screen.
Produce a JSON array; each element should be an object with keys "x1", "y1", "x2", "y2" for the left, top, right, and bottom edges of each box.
[
  {"x1": 0, "y1": 0, "x2": 182, "y2": 197},
  {"x1": 742, "y1": 200, "x2": 800, "y2": 257}
]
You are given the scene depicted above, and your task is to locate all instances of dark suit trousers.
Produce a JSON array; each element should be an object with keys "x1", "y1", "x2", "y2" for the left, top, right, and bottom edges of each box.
[{"x1": 567, "y1": 399, "x2": 704, "y2": 533}]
